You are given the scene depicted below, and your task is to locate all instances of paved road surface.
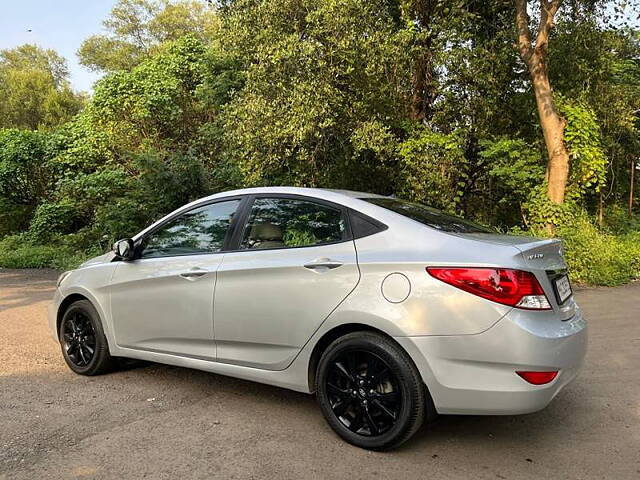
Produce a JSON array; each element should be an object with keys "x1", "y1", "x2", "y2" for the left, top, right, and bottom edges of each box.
[{"x1": 1, "y1": 269, "x2": 638, "y2": 479}]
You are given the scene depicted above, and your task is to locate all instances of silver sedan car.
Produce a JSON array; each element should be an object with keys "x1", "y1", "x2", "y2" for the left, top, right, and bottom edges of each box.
[{"x1": 49, "y1": 187, "x2": 587, "y2": 450}]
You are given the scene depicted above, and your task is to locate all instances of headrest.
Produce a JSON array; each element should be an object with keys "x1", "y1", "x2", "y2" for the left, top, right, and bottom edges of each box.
[{"x1": 250, "y1": 223, "x2": 282, "y2": 241}]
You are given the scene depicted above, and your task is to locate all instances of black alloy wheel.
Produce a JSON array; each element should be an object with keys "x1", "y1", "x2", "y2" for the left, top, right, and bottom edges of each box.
[
  {"x1": 62, "y1": 311, "x2": 97, "y2": 367},
  {"x1": 326, "y1": 350, "x2": 401, "y2": 437},
  {"x1": 316, "y1": 332, "x2": 428, "y2": 450},
  {"x1": 59, "y1": 299, "x2": 116, "y2": 375}
]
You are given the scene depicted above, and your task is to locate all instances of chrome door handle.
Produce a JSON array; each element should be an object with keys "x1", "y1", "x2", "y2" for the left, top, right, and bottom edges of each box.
[
  {"x1": 180, "y1": 268, "x2": 208, "y2": 279},
  {"x1": 304, "y1": 259, "x2": 343, "y2": 270}
]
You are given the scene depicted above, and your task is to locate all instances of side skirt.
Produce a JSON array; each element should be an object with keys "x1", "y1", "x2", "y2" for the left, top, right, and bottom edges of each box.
[{"x1": 111, "y1": 346, "x2": 313, "y2": 394}]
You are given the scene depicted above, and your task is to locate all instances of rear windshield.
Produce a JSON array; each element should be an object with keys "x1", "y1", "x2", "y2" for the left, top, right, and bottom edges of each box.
[{"x1": 363, "y1": 198, "x2": 493, "y2": 234}]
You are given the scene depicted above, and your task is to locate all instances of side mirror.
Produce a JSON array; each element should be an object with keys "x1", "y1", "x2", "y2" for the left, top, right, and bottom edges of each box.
[{"x1": 113, "y1": 238, "x2": 135, "y2": 260}]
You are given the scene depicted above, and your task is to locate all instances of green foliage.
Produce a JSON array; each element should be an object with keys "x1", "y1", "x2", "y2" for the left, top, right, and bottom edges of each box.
[
  {"x1": 0, "y1": 234, "x2": 101, "y2": 270},
  {"x1": 554, "y1": 213, "x2": 640, "y2": 286},
  {"x1": 0, "y1": 44, "x2": 84, "y2": 129},
  {"x1": 481, "y1": 137, "x2": 545, "y2": 225},
  {"x1": 0, "y1": 129, "x2": 57, "y2": 207},
  {"x1": 558, "y1": 97, "x2": 608, "y2": 199},
  {"x1": 221, "y1": 0, "x2": 409, "y2": 190},
  {"x1": 397, "y1": 129, "x2": 466, "y2": 213},
  {"x1": 78, "y1": 0, "x2": 219, "y2": 73},
  {"x1": 88, "y1": 35, "x2": 208, "y2": 152}
]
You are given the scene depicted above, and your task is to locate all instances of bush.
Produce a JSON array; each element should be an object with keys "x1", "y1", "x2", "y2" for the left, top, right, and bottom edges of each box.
[
  {"x1": 0, "y1": 234, "x2": 98, "y2": 271},
  {"x1": 555, "y1": 214, "x2": 640, "y2": 286}
]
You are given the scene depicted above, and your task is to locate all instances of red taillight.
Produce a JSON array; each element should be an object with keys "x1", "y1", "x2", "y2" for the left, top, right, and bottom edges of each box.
[
  {"x1": 426, "y1": 267, "x2": 551, "y2": 310},
  {"x1": 516, "y1": 371, "x2": 558, "y2": 385}
]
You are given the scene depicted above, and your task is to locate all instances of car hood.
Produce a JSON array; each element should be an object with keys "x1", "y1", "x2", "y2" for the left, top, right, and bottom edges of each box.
[{"x1": 79, "y1": 252, "x2": 115, "y2": 268}]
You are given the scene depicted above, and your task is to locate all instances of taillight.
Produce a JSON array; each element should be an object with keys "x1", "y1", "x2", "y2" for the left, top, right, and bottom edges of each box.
[{"x1": 426, "y1": 267, "x2": 551, "y2": 310}]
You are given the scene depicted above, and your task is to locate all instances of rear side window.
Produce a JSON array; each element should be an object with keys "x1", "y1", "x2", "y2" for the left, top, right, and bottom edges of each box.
[
  {"x1": 240, "y1": 197, "x2": 345, "y2": 250},
  {"x1": 363, "y1": 198, "x2": 492, "y2": 234}
]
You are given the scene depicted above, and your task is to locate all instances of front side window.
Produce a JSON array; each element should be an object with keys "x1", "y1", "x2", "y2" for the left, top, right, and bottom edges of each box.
[
  {"x1": 364, "y1": 197, "x2": 492, "y2": 234},
  {"x1": 240, "y1": 197, "x2": 345, "y2": 250},
  {"x1": 141, "y1": 200, "x2": 240, "y2": 258}
]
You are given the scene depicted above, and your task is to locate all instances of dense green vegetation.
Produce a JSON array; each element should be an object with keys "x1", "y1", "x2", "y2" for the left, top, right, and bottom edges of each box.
[{"x1": 0, "y1": 0, "x2": 639, "y2": 285}]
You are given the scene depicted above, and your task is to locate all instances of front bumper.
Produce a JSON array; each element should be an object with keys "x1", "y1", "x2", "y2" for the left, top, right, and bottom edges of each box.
[
  {"x1": 395, "y1": 306, "x2": 588, "y2": 415},
  {"x1": 48, "y1": 289, "x2": 62, "y2": 343}
]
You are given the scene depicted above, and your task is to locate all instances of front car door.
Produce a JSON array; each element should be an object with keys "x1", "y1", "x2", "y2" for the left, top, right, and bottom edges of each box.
[
  {"x1": 214, "y1": 195, "x2": 360, "y2": 370},
  {"x1": 109, "y1": 198, "x2": 241, "y2": 360}
]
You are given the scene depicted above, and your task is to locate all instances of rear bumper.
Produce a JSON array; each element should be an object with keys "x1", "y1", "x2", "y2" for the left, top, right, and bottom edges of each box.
[{"x1": 395, "y1": 306, "x2": 588, "y2": 415}]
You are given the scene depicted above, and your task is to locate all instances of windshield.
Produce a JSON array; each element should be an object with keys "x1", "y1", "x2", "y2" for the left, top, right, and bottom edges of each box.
[{"x1": 363, "y1": 198, "x2": 493, "y2": 234}]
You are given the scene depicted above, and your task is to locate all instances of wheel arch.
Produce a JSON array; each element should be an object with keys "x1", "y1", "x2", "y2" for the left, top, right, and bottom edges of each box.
[
  {"x1": 57, "y1": 293, "x2": 91, "y2": 335},
  {"x1": 307, "y1": 324, "x2": 405, "y2": 388},
  {"x1": 307, "y1": 323, "x2": 438, "y2": 421}
]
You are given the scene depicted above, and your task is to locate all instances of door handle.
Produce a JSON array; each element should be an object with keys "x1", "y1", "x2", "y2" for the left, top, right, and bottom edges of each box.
[
  {"x1": 180, "y1": 268, "x2": 208, "y2": 279},
  {"x1": 303, "y1": 258, "x2": 343, "y2": 270}
]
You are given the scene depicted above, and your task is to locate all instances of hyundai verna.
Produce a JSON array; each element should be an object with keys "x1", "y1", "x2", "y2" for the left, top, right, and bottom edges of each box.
[{"x1": 49, "y1": 187, "x2": 587, "y2": 450}]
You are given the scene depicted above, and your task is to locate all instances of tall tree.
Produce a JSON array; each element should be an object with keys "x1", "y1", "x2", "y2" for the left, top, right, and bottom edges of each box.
[
  {"x1": 0, "y1": 45, "x2": 84, "y2": 130},
  {"x1": 78, "y1": 0, "x2": 219, "y2": 73},
  {"x1": 514, "y1": 0, "x2": 570, "y2": 213}
]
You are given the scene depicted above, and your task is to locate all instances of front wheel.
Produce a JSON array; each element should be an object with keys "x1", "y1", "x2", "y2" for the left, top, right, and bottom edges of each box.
[
  {"x1": 59, "y1": 299, "x2": 115, "y2": 376},
  {"x1": 316, "y1": 332, "x2": 426, "y2": 450}
]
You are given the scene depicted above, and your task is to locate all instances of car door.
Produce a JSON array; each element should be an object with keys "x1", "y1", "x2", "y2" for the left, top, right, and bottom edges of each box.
[
  {"x1": 214, "y1": 195, "x2": 360, "y2": 370},
  {"x1": 109, "y1": 198, "x2": 242, "y2": 360}
]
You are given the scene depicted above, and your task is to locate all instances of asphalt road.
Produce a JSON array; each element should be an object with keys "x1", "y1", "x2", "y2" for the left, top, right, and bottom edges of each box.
[{"x1": 0, "y1": 269, "x2": 638, "y2": 480}]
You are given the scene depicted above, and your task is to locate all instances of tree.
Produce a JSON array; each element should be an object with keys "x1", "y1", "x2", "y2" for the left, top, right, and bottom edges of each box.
[
  {"x1": 514, "y1": 0, "x2": 570, "y2": 214},
  {"x1": 78, "y1": 0, "x2": 219, "y2": 73},
  {"x1": 0, "y1": 45, "x2": 84, "y2": 130},
  {"x1": 218, "y1": 0, "x2": 411, "y2": 190}
]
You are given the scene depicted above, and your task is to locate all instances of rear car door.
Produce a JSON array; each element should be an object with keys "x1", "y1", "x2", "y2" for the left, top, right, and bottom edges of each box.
[
  {"x1": 214, "y1": 195, "x2": 360, "y2": 370},
  {"x1": 109, "y1": 198, "x2": 241, "y2": 360}
]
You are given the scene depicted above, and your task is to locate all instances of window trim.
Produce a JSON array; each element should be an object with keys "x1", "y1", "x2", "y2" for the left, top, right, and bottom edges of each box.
[
  {"x1": 224, "y1": 193, "x2": 354, "y2": 253},
  {"x1": 132, "y1": 195, "x2": 248, "y2": 260}
]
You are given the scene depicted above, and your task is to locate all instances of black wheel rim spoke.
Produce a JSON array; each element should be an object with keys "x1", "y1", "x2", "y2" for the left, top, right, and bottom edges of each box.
[
  {"x1": 372, "y1": 399, "x2": 397, "y2": 420},
  {"x1": 325, "y1": 349, "x2": 401, "y2": 438},
  {"x1": 334, "y1": 361, "x2": 354, "y2": 383},
  {"x1": 62, "y1": 311, "x2": 96, "y2": 368},
  {"x1": 364, "y1": 406, "x2": 379, "y2": 435}
]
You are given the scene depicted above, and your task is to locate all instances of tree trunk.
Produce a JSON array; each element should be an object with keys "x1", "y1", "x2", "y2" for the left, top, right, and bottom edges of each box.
[
  {"x1": 514, "y1": 0, "x2": 570, "y2": 228},
  {"x1": 410, "y1": 42, "x2": 436, "y2": 122},
  {"x1": 409, "y1": 0, "x2": 437, "y2": 123},
  {"x1": 529, "y1": 56, "x2": 570, "y2": 204}
]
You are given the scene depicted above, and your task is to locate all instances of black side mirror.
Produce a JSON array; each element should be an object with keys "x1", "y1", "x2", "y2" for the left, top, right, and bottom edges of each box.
[{"x1": 113, "y1": 238, "x2": 135, "y2": 260}]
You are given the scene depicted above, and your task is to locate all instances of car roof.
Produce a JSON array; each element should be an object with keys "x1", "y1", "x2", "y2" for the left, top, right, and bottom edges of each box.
[
  {"x1": 133, "y1": 187, "x2": 391, "y2": 241},
  {"x1": 202, "y1": 186, "x2": 386, "y2": 201}
]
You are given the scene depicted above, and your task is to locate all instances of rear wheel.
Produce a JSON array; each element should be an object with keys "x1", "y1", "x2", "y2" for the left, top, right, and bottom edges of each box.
[
  {"x1": 316, "y1": 332, "x2": 425, "y2": 450},
  {"x1": 59, "y1": 300, "x2": 115, "y2": 375}
]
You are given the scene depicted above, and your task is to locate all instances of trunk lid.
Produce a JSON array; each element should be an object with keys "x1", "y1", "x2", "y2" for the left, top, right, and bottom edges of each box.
[{"x1": 460, "y1": 233, "x2": 567, "y2": 270}]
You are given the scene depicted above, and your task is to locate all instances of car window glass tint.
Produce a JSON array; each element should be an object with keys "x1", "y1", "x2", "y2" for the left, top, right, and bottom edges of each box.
[
  {"x1": 364, "y1": 197, "x2": 493, "y2": 234},
  {"x1": 241, "y1": 198, "x2": 344, "y2": 249},
  {"x1": 142, "y1": 200, "x2": 240, "y2": 258}
]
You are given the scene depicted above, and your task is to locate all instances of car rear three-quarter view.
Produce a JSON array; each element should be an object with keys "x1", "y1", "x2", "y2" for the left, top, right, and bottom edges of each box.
[{"x1": 49, "y1": 187, "x2": 587, "y2": 450}]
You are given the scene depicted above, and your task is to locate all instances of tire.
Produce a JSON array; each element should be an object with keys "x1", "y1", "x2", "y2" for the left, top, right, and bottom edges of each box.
[
  {"x1": 59, "y1": 299, "x2": 116, "y2": 376},
  {"x1": 316, "y1": 331, "x2": 425, "y2": 450}
]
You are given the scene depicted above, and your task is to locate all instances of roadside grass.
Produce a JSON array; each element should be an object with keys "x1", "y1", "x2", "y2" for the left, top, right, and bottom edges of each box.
[
  {"x1": 0, "y1": 234, "x2": 100, "y2": 271},
  {"x1": 555, "y1": 219, "x2": 640, "y2": 286}
]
